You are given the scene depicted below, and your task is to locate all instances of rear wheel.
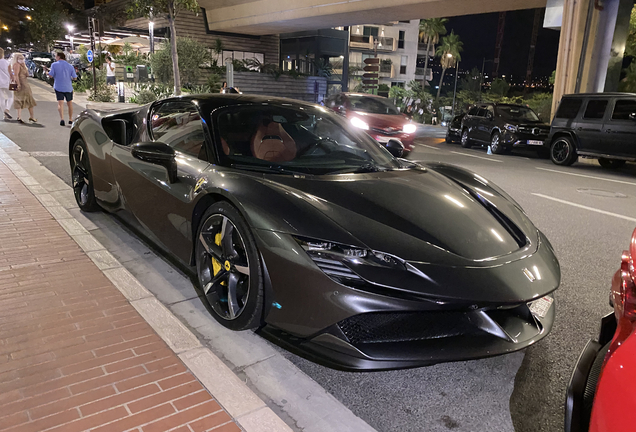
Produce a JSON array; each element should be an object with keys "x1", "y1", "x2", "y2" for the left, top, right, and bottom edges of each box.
[
  {"x1": 71, "y1": 139, "x2": 100, "y2": 212},
  {"x1": 490, "y1": 132, "x2": 505, "y2": 154},
  {"x1": 550, "y1": 136, "x2": 577, "y2": 166},
  {"x1": 598, "y1": 158, "x2": 626, "y2": 169},
  {"x1": 195, "y1": 202, "x2": 263, "y2": 330},
  {"x1": 461, "y1": 129, "x2": 472, "y2": 148}
]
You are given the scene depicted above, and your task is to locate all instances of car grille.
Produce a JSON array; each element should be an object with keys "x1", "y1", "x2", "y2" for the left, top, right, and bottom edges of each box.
[
  {"x1": 338, "y1": 311, "x2": 480, "y2": 344},
  {"x1": 312, "y1": 257, "x2": 362, "y2": 281},
  {"x1": 517, "y1": 126, "x2": 549, "y2": 136},
  {"x1": 370, "y1": 127, "x2": 402, "y2": 136}
]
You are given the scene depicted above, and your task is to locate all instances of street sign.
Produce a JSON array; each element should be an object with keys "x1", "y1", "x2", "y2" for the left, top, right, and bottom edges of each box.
[
  {"x1": 363, "y1": 65, "x2": 379, "y2": 72},
  {"x1": 87, "y1": 49, "x2": 94, "y2": 63},
  {"x1": 362, "y1": 73, "x2": 378, "y2": 79},
  {"x1": 362, "y1": 79, "x2": 379, "y2": 85},
  {"x1": 363, "y1": 58, "x2": 380, "y2": 64}
]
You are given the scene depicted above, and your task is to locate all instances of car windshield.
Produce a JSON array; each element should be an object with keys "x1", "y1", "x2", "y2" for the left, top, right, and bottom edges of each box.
[
  {"x1": 347, "y1": 96, "x2": 400, "y2": 115},
  {"x1": 214, "y1": 104, "x2": 402, "y2": 175},
  {"x1": 497, "y1": 105, "x2": 540, "y2": 122}
]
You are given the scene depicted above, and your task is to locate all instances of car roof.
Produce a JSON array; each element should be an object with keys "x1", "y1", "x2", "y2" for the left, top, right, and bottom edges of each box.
[
  {"x1": 340, "y1": 93, "x2": 385, "y2": 99},
  {"x1": 562, "y1": 92, "x2": 636, "y2": 98},
  {"x1": 159, "y1": 94, "x2": 324, "y2": 111}
]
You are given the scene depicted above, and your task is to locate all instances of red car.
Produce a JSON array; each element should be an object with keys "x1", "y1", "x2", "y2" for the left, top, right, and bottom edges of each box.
[
  {"x1": 325, "y1": 93, "x2": 416, "y2": 155},
  {"x1": 565, "y1": 227, "x2": 636, "y2": 432}
]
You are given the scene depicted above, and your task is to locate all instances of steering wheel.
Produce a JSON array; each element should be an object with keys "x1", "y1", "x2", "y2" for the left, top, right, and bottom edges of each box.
[{"x1": 298, "y1": 137, "x2": 336, "y2": 156}]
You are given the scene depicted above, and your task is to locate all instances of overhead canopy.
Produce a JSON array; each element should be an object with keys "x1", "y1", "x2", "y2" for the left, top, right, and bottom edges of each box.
[{"x1": 106, "y1": 36, "x2": 150, "y2": 47}]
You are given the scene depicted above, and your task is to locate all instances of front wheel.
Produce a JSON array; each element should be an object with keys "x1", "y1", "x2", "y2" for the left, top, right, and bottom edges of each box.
[
  {"x1": 490, "y1": 132, "x2": 505, "y2": 154},
  {"x1": 598, "y1": 158, "x2": 626, "y2": 169},
  {"x1": 195, "y1": 202, "x2": 263, "y2": 331},
  {"x1": 71, "y1": 139, "x2": 100, "y2": 212},
  {"x1": 550, "y1": 137, "x2": 577, "y2": 166},
  {"x1": 461, "y1": 129, "x2": 472, "y2": 148}
]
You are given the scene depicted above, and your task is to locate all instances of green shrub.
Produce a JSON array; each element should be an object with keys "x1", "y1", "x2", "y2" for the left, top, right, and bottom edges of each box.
[{"x1": 150, "y1": 37, "x2": 212, "y2": 87}]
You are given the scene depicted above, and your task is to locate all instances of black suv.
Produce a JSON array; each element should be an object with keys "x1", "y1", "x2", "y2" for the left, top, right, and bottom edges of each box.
[
  {"x1": 460, "y1": 103, "x2": 550, "y2": 155},
  {"x1": 547, "y1": 93, "x2": 636, "y2": 168}
]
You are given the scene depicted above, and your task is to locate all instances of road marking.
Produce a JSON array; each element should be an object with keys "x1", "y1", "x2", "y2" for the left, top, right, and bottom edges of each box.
[
  {"x1": 532, "y1": 193, "x2": 636, "y2": 223},
  {"x1": 30, "y1": 151, "x2": 68, "y2": 157},
  {"x1": 419, "y1": 144, "x2": 442, "y2": 150},
  {"x1": 450, "y1": 151, "x2": 503, "y2": 163},
  {"x1": 536, "y1": 167, "x2": 636, "y2": 187}
]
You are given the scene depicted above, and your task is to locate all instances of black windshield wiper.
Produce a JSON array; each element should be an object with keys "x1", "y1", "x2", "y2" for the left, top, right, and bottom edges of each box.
[
  {"x1": 231, "y1": 164, "x2": 310, "y2": 176},
  {"x1": 328, "y1": 163, "x2": 388, "y2": 175}
]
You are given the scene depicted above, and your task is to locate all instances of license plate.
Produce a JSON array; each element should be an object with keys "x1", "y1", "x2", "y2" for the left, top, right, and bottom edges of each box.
[
  {"x1": 527, "y1": 140, "x2": 544, "y2": 146},
  {"x1": 528, "y1": 296, "x2": 553, "y2": 318}
]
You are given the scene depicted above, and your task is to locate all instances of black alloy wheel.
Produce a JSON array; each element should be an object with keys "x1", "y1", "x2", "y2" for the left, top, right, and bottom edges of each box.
[
  {"x1": 490, "y1": 132, "x2": 505, "y2": 154},
  {"x1": 71, "y1": 139, "x2": 99, "y2": 212},
  {"x1": 550, "y1": 137, "x2": 577, "y2": 166},
  {"x1": 445, "y1": 132, "x2": 453, "y2": 143},
  {"x1": 195, "y1": 202, "x2": 263, "y2": 330},
  {"x1": 598, "y1": 158, "x2": 626, "y2": 169},
  {"x1": 461, "y1": 129, "x2": 472, "y2": 148}
]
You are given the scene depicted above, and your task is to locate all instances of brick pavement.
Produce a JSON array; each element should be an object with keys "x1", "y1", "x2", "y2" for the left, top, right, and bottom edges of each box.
[{"x1": 0, "y1": 162, "x2": 241, "y2": 432}]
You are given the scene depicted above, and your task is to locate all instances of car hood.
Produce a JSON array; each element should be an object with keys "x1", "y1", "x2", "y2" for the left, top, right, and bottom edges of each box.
[
  {"x1": 350, "y1": 111, "x2": 409, "y2": 131},
  {"x1": 265, "y1": 168, "x2": 538, "y2": 266}
]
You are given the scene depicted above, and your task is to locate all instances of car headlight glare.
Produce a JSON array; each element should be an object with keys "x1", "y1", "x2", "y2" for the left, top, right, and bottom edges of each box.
[
  {"x1": 350, "y1": 117, "x2": 369, "y2": 130},
  {"x1": 504, "y1": 123, "x2": 518, "y2": 132},
  {"x1": 403, "y1": 123, "x2": 417, "y2": 134}
]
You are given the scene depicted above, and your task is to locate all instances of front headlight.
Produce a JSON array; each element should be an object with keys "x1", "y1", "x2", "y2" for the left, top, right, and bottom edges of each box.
[
  {"x1": 294, "y1": 236, "x2": 406, "y2": 285},
  {"x1": 504, "y1": 123, "x2": 518, "y2": 132},
  {"x1": 403, "y1": 123, "x2": 417, "y2": 134},
  {"x1": 350, "y1": 117, "x2": 369, "y2": 130}
]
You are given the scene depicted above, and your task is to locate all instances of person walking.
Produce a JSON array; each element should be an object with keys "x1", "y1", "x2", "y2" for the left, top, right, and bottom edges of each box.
[
  {"x1": 11, "y1": 53, "x2": 37, "y2": 124},
  {"x1": 106, "y1": 56, "x2": 116, "y2": 85},
  {"x1": 0, "y1": 48, "x2": 13, "y2": 120},
  {"x1": 47, "y1": 51, "x2": 77, "y2": 126}
]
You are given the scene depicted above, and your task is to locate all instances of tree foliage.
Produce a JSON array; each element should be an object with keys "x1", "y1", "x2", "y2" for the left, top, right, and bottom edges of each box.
[
  {"x1": 490, "y1": 78, "x2": 510, "y2": 97},
  {"x1": 150, "y1": 37, "x2": 211, "y2": 86},
  {"x1": 626, "y1": 8, "x2": 636, "y2": 58},
  {"x1": 28, "y1": 0, "x2": 68, "y2": 51},
  {"x1": 435, "y1": 30, "x2": 463, "y2": 100},
  {"x1": 418, "y1": 18, "x2": 447, "y2": 46}
]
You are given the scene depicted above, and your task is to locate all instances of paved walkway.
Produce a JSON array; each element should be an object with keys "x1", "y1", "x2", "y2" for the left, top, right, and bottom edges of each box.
[{"x1": 0, "y1": 161, "x2": 240, "y2": 431}]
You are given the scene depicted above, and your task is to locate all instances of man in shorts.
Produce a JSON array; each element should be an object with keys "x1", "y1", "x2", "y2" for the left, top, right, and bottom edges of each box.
[
  {"x1": 106, "y1": 57, "x2": 116, "y2": 85},
  {"x1": 47, "y1": 52, "x2": 77, "y2": 126}
]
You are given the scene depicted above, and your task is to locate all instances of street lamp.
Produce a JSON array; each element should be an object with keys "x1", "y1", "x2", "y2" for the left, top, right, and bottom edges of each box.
[
  {"x1": 26, "y1": 15, "x2": 31, "y2": 21},
  {"x1": 450, "y1": 54, "x2": 460, "y2": 117},
  {"x1": 149, "y1": 20, "x2": 154, "y2": 54},
  {"x1": 66, "y1": 24, "x2": 75, "y2": 52}
]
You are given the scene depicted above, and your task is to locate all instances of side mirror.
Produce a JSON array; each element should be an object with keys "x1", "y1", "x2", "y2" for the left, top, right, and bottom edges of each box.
[
  {"x1": 335, "y1": 105, "x2": 346, "y2": 115},
  {"x1": 385, "y1": 139, "x2": 404, "y2": 158},
  {"x1": 131, "y1": 142, "x2": 177, "y2": 183},
  {"x1": 629, "y1": 112, "x2": 636, "y2": 120}
]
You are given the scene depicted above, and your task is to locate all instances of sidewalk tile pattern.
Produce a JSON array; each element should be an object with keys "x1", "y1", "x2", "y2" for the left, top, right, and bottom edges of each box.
[{"x1": 0, "y1": 162, "x2": 241, "y2": 432}]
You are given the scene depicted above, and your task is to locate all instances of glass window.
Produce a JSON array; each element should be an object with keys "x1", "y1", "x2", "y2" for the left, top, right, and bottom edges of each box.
[
  {"x1": 583, "y1": 100, "x2": 608, "y2": 119},
  {"x1": 486, "y1": 105, "x2": 495, "y2": 117},
  {"x1": 476, "y1": 108, "x2": 488, "y2": 117},
  {"x1": 468, "y1": 107, "x2": 479, "y2": 116},
  {"x1": 398, "y1": 31, "x2": 405, "y2": 49},
  {"x1": 214, "y1": 105, "x2": 402, "y2": 175},
  {"x1": 555, "y1": 98, "x2": 582, "y2": 119},
  {"x1": 151, "y1": 102, "x2": 207, "y2": 160},
  {"x1": 363, "y1": 26, "x2": 379, "y2": 37},
  {"x1": 611, "y1": 99, "x2": 636, "y2": 120},
  {"x1": 496, "y1": 105, "x2": 540, "y2": 122},
  {"x1": 347, "y1": 96, "x2": 400, "y2": 115}
]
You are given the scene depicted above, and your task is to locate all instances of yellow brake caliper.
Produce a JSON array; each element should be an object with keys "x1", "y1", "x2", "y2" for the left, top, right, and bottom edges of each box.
[{"x1": 211, "y1": 232, "x2": 227, "y2": 287}]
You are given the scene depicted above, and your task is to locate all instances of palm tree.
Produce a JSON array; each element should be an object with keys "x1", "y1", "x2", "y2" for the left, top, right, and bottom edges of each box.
[
  {"x1": 435, "y1": 30, "x2": 463, "y2": 101},
  {"x1": 418, "y1": 18, "x2": 447, "y2": 86}
]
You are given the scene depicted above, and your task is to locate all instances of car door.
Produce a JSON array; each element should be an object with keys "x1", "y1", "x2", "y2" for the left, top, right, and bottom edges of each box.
[
  {"x1": 574, "y1": 99, "x2": 608, "y2": 153},
  {"x1": 110, "y1": 100, "x2": 211, "y2": 262},
  {"x1": 601, "y1": 98, "x2": 636, "y2": 158},
  {"x1": 463, "y1": 106, "x2": 479, "y2": 140},
  {"x1": 479, "y1": 105, "x2": 496, "y2": 142},
  {"x1": 472, "y1": 106, "x2": 489, "y2": 142}
]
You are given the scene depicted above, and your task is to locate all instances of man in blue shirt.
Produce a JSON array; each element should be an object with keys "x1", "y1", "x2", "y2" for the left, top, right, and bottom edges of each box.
[{"x1": 47, "y1": 52, "x2": 77, "y2": 126}]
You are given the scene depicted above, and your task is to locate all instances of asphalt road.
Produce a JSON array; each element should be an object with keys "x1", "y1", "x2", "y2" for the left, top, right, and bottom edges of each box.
[{"x1": 2, "y1": 78, "x2": 635, "y2": 432}]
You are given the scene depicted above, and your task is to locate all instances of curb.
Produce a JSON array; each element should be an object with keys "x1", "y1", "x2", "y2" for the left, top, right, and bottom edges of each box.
[{"x1": 0, "y1": 132, "x2": 293, "y2": 432}]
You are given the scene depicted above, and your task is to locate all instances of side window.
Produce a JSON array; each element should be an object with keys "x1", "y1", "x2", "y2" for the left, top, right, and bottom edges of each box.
[
  {"x1": 611, "y1": 99, "x2": 636, "y2": 121},
  {"x1": 468, "y1": 107, "x2": 478, "y2": 116},
  {"x1": 486, "y1": 106, "x2": 494, "y2": 118},
  {"x1": 583, "y1": 100, "x2": 608, "y2": 120},
  {"x1": 476, "y1": 107, "x2": 488, "y2": 117},
  {"x1": 555, "y1": 98, "x2": 582, "y2": 119},
  {"x1": 151, "y1": 102, "x2": 207, "y2": 160}
]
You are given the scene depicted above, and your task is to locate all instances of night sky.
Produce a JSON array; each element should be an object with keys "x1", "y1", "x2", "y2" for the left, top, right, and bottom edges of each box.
[{"x1": 445, "y1": 8, "x2": 561, "y2": 80}]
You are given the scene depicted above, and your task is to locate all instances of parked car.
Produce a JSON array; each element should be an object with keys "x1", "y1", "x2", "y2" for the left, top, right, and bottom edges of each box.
[
  {"x1": 460, "y1": 103, "x2": 550, "y2": 156},
  {"x1": 325, "y1": 93, "x2": 416, "y2": 155},
  {"x1": 445, "y1": 113, "x2": 465, "y2": 143},
  {"x1": 547, "y1": 93, "x2": 636, "y2": 168},
  {"x1": 69, "y1": 94, "x2": 560, "y2": 370},
  {"x1": 565, "y1": 227, "x2": 636, "y2": 432}
]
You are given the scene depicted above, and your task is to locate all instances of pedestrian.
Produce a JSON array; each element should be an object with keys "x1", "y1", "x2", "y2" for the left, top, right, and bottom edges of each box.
[
  {"x1": 10, "y1": 53, "x2": 37, "y2": 124},
  {"x1": 0, "y1": 48, "x2": 13, "y2": 120},
  {"x1": 47, "y1": 51, "x2": 77, "y2": 126},
  {"x1": 405, "y1": 105, "x2": 414, "y2": 119},
  {"x1": 106, "y1": 56, "x2": 116, "y2": 85},
  {"x1": 431, "y1": 108, "x2": 438, "y2": 125},
  {"x1": 220, "y1": 81, "x2": 227, "y2": 93}
]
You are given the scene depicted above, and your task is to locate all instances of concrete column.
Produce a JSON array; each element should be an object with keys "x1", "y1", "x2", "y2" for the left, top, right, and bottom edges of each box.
[{"x1": 551, "y1": 0, "x2": 634, "y2": 117}]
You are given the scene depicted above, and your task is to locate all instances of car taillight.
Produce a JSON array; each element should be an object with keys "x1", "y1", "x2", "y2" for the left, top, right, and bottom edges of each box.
[{"x1": 607, "y1": 228, "x2": 636, "y2": 359}]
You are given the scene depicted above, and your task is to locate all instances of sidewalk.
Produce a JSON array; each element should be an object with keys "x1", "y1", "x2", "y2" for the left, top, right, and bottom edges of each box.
[{"x1": 0, "y1": 152, "x2": 290, "y2": 430}]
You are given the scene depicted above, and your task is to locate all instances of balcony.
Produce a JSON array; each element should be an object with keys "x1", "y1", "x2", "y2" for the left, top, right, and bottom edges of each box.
[
  {"x1": 349, "y1": 35, "x2": 395, "y2": 51},
  {"x1": 415, "y1": 67, "x2": 433, "y2": 81},
  {"x1": 417, "y1": 43, "x2": 434, "y2": 56}
]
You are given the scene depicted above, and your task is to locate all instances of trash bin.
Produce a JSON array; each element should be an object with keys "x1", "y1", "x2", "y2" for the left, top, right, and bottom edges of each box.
[
  {"x1": 135, "y1": 65, "x2": 148, "y2": 83},
  {"x1": 125, "y1": 65, "x2": 134, "y2": 83}
]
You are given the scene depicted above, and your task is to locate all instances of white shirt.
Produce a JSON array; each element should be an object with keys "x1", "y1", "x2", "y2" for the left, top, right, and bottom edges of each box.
[
  {"x1": 0, "y1": 59, "x2": 11, "y2": 89},
  {"x1": 106, "y1": 61, "x2": 116, "y2": 77}
]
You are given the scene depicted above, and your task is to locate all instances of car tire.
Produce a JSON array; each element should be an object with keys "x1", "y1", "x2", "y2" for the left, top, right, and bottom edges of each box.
[
  {"x1": 490, "y1": 132, "x2": 505, "y2": 154},
  {"x1": 550, "y1": 136, "x2": 577, "y2": 166},
  {"x1": 598, "y1": 158, "x2": 626, "y2": 169},
  {"x1": 445, "y1": 134, "x2": 452, "y2": 143},
  {"x1": 195, "y1": 202, "x2": 263, "y2": 331},
  {"x1": 461, "y1": 129, "x2": 472, "y2": 148},
  {"x1": 70, "y1": 139, "x2": 100, "y2": 212}
]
